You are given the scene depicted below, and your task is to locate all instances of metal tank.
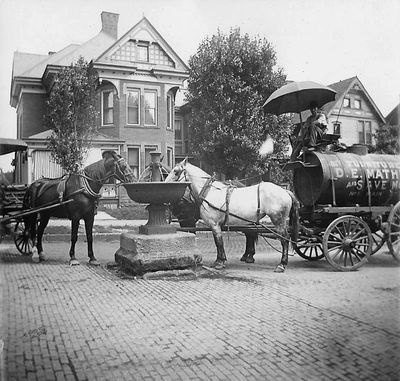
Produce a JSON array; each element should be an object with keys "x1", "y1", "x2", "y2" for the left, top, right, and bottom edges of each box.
[{"x1": 293, "y1": 151, "x2": 400, "y2": 207}]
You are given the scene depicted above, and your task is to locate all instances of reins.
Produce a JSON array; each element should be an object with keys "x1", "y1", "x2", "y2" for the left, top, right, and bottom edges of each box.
[{"x1": 78, "y1": 157, "x2": 131, "y2": 197}]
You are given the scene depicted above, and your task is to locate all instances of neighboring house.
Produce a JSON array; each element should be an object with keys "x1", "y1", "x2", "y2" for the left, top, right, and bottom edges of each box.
[
  {"x1": 293, "y1": 76, "x2": 386, "y2": 148},
  {"x1": 10, "y1": 11, "x2": 188, "y2": 206},
  {"x1": 174, "y1": 87, "x2": 193, "y2": 163},
  {"x1": 386, "y1": 103, "x2": 400, "y2": 127}
]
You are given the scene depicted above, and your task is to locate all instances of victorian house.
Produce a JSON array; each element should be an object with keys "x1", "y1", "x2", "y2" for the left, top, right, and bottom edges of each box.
[{"x1": 10, "y1": 12, "x2": 189, "y2": 205}]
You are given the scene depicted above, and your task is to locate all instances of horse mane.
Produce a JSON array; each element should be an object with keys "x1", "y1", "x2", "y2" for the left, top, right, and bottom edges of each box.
[
  {"x1": 185, "y1": 162, "x2": 210, "y2": 179},
  {"x1": 84, "y1": 159, "x2": 107, "y2": 181}
]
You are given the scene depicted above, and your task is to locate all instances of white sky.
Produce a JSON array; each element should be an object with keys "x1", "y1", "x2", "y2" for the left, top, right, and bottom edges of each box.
[{"x1": 0, "y1": 0, "x2": 399, "y2": 170}]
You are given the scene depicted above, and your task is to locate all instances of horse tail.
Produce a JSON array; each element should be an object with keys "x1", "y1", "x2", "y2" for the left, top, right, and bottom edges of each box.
[
  {"x1": 23, "y1": 185, "x2": 37, "y2": 242},
  {"x1": 287, "y1": 190, "x2": 299, "y2": 244}
]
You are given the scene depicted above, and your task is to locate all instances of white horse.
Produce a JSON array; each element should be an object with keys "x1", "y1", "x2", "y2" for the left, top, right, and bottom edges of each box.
[{"x1": 165, "y1": 158, "x2": 299, "y2": 272}]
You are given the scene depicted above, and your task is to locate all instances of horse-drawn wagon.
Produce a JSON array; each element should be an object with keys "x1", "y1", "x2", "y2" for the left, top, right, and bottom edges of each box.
[
  {"x1": 286, "y1": 149, "x2": 400, "y2": 270},
  {"x1": 167, "y1": 81, "x2": 400, "y2": 272},
  {"x1": 1, "y1": 143, "x2": 135, "y2": 264},
  {"x1": 0, "y1": 138, "x2": 37, "y2": 254}
]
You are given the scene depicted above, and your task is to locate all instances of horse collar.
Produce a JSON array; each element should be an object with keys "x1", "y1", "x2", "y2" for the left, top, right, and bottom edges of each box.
[
  {"x1": 80, "y1": 172, "x2": 102, "y2": 199},
  {"x1": 196, "y1": 175, "x2": 215, "y2": 204}
]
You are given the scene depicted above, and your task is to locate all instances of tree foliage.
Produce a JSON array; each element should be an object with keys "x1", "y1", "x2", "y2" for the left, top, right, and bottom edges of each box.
[
  {"x1": 186, "y1": 28, "x2": 291, "y2": 181},
  {"x1": 45, "y1": 57, "x2": 98, "y2": 173},
  {"x1": 372, "y1": 124, "x2": 400, "y2": 154}
]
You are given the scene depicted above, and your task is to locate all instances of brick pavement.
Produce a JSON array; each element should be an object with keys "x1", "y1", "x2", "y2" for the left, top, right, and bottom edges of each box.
[{"x1": 1, "y1": 233, "x2": 399, "y2": 381}]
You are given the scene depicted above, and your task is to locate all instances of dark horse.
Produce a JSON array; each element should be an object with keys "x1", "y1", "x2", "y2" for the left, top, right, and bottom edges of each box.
[{"x1": 23, "y1": 151, "x2": 135, "y2": 265}]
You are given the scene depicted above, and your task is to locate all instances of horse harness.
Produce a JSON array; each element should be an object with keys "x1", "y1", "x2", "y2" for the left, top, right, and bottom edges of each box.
[{"x1": 192, "y1": 175, "x2": 263, "y2": 226}]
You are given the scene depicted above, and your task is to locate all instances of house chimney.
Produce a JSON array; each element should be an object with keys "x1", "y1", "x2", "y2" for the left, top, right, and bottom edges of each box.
[{"x1": 101, "y1": 11, "x2": 119, "y2": 40}]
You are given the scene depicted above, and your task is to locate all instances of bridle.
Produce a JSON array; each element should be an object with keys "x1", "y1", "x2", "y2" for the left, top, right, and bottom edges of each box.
[{"x1": 83, "y1": 156, "x2": 133, "y2": 183}]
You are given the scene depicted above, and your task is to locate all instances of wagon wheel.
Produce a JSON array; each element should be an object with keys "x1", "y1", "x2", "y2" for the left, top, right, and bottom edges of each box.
[
  {"x1": 370, "y1": 229, "x2": 387, "y2": 255},
  {"x1": 387, "y1": 201, "x2": 400, "y2": 261},
  {"x1": 323, "y1": 215, "x2": 372, "y2": 271},
  {"x1": 14, "y1": 220, "x2": 34, "y2": 255},
  {"x1": 293, "y1": 233, "x2": 324, "y2": 261}
]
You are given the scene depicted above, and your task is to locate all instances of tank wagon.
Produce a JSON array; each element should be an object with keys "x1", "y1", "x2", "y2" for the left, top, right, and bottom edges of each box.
[{"x1": 290, "y1": 149, "x2": 400, "y2": 270}]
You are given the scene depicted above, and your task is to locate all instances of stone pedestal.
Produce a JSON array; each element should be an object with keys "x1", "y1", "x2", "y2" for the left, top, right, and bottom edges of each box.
[
  {"x1": 115, "y1": 231, "x2": 202, "y2": 276},
  {"x1": 138, "y1": 203, "x2": 176, "y2": 235}
]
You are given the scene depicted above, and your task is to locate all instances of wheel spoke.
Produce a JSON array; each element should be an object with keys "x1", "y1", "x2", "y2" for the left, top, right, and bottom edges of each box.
[
  {"x1": 351, "y1": 251, "x2": 363, "y2": 262},
  {"x1": 330, "y1": 248, "x2": 342, "y2": 260},
  {"x1": 341, "y1": 221, "x2": 349, "y2": 235},
  {"x1": 351, "y1": 228, "x2": 367, "y2": 240},
  {"x1": 337, "y1": 251, "x2": 345, "y2": 264},
  {"x1": 348, "y1": 251, "x2": 355, "y2": 266},
  {"x1": 353, "y1": 247, "x2": 366, "y2": 256},
  {"x1": 350, "y1": 249, "x2": 362, "y2": 262},
  {"x1": 327, "y1": 240, "x2": 342, "y2": 245},
  {"x1": 327, "y1": 244, "x2": 342, "y2": 252},
  {"x1": 390, "y1": 237, "x2": 400, "y2": 246},
  {"x1": 312, "y1": 247, "x2": 317, "y2": 258},
  {"x1": 354, "y1": 242, "x2": 369, "y2": 247},
  {"x1": 333, "y1": 226, "x2": 345, "y2": 239},
  {"x1": 352, "y1": 235, "x2": 369, "y2": 243}
]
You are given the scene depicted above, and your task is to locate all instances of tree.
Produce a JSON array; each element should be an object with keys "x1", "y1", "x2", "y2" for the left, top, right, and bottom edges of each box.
[
  {"x1": 45, "y1": 57, "x2": 98, "y2": 173},
  {"x1": 186, "y1": 28, "x2": 291, "y2": 181},
  {"x1": 372, "y1": 124, "x2": 400, "y2": 154}
]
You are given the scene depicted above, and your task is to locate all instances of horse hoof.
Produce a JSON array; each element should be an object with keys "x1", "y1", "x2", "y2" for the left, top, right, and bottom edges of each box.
[
  {"x1": 213, "y1": 263, "x2": 226, "y2": 270},
  {"x1": 245, "y1": 257, "x2": 255, "y2": 264},
  {"x1": 88, "y1": 259, "x2": 100, "y2": 266},
  {"x1": 274, "y1": 264, "x2": 285, "y2": 273},
  {"x1": 69, "y1": 259, "x2": 80, "y2": 266},
  {"x1": 39, "y1": 254, "x2": 46, "y2": 262},
  {"x1": 240, "y1": 255, "x2": 247, "y2": 262}
]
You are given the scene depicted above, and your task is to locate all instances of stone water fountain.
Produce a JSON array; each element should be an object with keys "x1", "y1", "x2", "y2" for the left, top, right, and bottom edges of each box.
[{"x1": 115, "y1": 152, "x2": 202, "y2": 275}]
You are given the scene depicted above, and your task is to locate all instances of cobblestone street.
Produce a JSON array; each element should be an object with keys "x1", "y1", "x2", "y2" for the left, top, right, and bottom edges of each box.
[{"x1": 1, "y1": 232, "x2": 399, "y2": 380}]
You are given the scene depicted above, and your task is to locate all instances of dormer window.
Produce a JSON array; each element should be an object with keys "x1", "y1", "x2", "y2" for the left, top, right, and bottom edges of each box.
[
  {"x1": 354, "y1": 99, "x2": 361, "y2": 109},
  {"x1": 343, "y1": 98, "x2": 350, "y2": 108}
]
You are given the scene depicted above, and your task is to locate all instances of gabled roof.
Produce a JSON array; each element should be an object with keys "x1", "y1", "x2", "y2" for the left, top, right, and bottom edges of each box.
[
  {"x1": 12, "y1": 52, "x2": 47, "y2": 78},
  {"x1": 14, "y1": 32, "x2": 116, "y2": 81},
  {"x1": 323, "y1": 76, "x2": 385, "y2": 123},
  {"x1": 96, "y1": 16, "x2": 188, "y2": 72},
  {"x1": 293, "y1": 76, "x2": 385, "y2": 124},
  {"x1": 386, "y1": 104, "x2": 400, "y2": 125}
]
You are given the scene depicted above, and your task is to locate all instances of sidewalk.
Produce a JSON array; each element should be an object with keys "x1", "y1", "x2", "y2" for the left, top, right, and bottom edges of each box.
[{"x1": 43, "y1": 211, "x2": 147, "y2": 241}]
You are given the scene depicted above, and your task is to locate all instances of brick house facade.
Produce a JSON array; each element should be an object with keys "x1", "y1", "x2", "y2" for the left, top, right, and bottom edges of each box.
[{"x1": 10, "y1": 12, "x2": 188, "y2": 206}]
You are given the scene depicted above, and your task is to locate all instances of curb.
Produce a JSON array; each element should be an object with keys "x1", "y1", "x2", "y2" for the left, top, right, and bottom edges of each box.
[{"x1": 42, "y1": 232, "x2": 123, "y2": 242}]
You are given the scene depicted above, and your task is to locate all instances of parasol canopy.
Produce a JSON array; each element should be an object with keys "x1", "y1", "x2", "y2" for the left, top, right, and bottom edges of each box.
[
  {"x1": 0, "y1": 138, "x2": 27, "y2": 155},
  {"x1": 263, "y1": 81, "x2": 336, "y2": 115}
]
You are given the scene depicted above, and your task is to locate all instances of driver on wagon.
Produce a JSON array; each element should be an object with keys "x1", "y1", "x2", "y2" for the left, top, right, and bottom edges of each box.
[{"x1": 290, "y1": 100, "x2": 328, "y2": 160}]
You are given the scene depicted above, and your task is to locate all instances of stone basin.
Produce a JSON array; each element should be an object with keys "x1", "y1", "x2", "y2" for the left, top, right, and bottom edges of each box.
[{"x1": 122, "y1": 182, "x2": 191, "y2": 204}]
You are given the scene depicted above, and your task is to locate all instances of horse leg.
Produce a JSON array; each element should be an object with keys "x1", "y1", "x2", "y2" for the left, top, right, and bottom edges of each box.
[
  {"x1": 84, "y1": 214, "x2": 99, "y2": 266},
  {"x1": 36, "y1": 214, "x2": 50, "y2": 262},
  {"x1": 274, "y1": 224, "x2": 289, "y2": 273},
  {"x1": 240, "y1": 232, "x2": 257, "y2": 263},
  {"x1": 69, "y1": 219, "x2": 80, "y2": 266},
  {"x1": 211, "y1": 227, "x2": 226, "y2": 270}
]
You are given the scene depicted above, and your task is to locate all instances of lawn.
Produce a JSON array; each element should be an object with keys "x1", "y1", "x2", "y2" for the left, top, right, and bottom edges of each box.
[{"x1": 98, "y1": 204, "x2": 148, "y2": 220}]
